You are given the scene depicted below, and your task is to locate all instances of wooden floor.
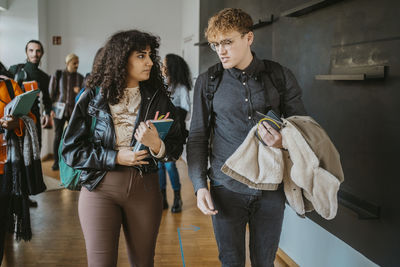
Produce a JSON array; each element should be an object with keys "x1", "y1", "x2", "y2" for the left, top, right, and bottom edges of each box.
[{"x1": 2, "y1": 159, "x2": 296, "y2": 267}]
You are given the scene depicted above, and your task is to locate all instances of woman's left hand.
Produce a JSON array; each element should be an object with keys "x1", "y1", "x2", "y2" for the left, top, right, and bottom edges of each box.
[{"x1": 134, "y1": 121, "x2": 162, "y2": 154}]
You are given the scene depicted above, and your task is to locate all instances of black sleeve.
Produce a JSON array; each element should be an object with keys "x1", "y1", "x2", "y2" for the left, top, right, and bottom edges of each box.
[
  {"x1": 41, "y1": 73, "x2": 53, "y2": 115},
  {"x1": 0, "y1": 62, "x2": 12, "y2": 78},
  {"x1": 160, "y1": 97, "x2": 185, "y2": 162},
  {"x1": 61, "y1": 90, "x2": 118, "y2": 171},
  {"x1": 186, "y1": 73, "x2": 210, "y2": 193},
  {"x1": 48, "y1": 73, "x2": 59, "y2": 103}
]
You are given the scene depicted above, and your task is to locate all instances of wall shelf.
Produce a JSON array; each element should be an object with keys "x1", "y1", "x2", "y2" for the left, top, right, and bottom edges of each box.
[
  {"x1": 195, "y1": 14, "x2": 277, "y2": 46},
  {"x1": 194, "y1": 40, "x2": 208, "y2": 47},
  {"x1": 252, "y1": 14, "x2": 278, "y2": 30},
  {"x1": 338, "y1": 190, "x2": 380, "y2": 220},
  {"x1": 281, "y1": 0, "x2": 345, "y2": 17},
  {"x1": 315, "y1": 65, "x2": 386, "y2": 80}
]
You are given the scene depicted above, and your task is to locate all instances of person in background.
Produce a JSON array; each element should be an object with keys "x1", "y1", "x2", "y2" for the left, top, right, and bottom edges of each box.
[
  {"x1": 61, "y1": 30, "x2": 184, "y2": 267},
  {"x1": 158, "y1": 53, "x2": 191, "y2": 213},
  {"x1": 49, "y1": 53, "x2": 84, "y2": 170},
  {"x1": 8, "y1": 40, "x2": 52, "y2": 148},
  {"x1": 8, "y1": 40, "x2": 51, "y2": 208},
  {"x1": 76, "y1": 47, "x2": 104, "y2": 103},
  {"x1": 0, "y1": 65, "x2": 40, "y2": 265}
]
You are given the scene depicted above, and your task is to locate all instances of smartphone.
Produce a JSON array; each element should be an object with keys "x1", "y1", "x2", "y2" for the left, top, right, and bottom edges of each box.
[{"x1": 254, "y1": 110, "x2": 283, "y2": 131}]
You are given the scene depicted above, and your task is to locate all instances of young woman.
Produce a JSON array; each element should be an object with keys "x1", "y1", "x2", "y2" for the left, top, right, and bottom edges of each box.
[
  {"x1": 158, "y1": 54, "x2": 191, "y2": 213},
  {"x1": 61, "y1": 30, "x2": 184, "y2": 267}
]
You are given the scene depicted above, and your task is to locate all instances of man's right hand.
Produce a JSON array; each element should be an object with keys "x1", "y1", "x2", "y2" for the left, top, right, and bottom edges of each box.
[{"x1": 197, "y1": 188, "x2": 218, "y2": 215}]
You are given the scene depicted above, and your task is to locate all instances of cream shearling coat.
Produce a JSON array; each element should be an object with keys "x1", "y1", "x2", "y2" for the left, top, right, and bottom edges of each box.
[{"x1": 221, "y1": 116, "x2": 344, "y2": 220}]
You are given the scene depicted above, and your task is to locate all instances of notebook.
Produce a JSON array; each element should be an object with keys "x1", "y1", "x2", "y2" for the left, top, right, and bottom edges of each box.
[
  {"x1": 4, "y1": 89, "x2": 39, "y2": 116},
  {"x1": 133, "y1": 119, "x2": 174, "y2": 152}
]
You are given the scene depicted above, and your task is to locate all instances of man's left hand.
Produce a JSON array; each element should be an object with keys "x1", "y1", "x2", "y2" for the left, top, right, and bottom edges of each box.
[{"x1": 258, "y1": 121, "x2": 283, "y2": 148}]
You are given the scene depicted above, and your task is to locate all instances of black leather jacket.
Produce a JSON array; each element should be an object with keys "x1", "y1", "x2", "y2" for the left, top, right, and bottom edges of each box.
[{"x1": 61, "y1": 86, "x2": 184, "y2": 191}]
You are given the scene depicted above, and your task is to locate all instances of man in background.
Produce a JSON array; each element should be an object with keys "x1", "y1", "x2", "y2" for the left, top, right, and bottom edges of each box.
[
  {"x1": 8, "y1": 40, "x2": 52, "y2": 207},
  {"x1": 49, "y1": 53, "x2": 84, "y2": 170},
  {"x1": 9, "y1": 40, "x2": 53, "y2": 148}
]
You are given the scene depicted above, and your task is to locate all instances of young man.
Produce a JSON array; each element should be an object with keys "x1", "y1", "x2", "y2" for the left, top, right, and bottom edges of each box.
[
  {"x1": 49, "y1": 53, "x2": 84, "y2": 170},
  {"x1": 9, "y1": 40, "x2": 53, "y2": 149},
  {"x1": 8, "y1": 40, "x2": 52, "y2": 208},
  {"x1": 187, "y1": 8, "x2": 307, "y2": 266}
]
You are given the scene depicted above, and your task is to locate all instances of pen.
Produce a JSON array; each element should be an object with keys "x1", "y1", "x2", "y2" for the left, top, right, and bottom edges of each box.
[{"x1": 154, "y1": 111, "x2": 159, "y2": 120}]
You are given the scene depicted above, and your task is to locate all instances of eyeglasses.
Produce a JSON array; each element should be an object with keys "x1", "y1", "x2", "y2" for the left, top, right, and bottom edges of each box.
[{"x1": 208, "y1": 33, "x2": 247, "y2": 52}]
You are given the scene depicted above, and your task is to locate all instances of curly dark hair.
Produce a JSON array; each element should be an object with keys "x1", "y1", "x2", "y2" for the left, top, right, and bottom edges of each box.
[
  {"x1": 86, "y1": 30, "x2": 166, "y2": 105},
  {"x1": 165, "y1": 54, "x2": 192, "y2": 92}
]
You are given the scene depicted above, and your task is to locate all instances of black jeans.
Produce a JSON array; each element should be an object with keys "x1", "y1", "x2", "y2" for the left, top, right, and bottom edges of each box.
[
  {"x1": 53, "y1": 117, "x2": 68, "y2": 164},
  {"x1": 210, "y1": 185, "x2": 285, "y2": 267}
]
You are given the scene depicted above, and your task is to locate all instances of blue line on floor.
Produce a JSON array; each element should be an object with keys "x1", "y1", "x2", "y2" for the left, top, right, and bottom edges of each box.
[{"x1": 177, "y1": 225, "x2": 200, "y2": 267}]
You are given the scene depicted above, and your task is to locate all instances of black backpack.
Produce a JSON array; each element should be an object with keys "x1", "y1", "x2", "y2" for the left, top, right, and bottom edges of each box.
[
  {"x1": 205, "y1": 59, "x2": 287, "y2": 131},
  {"x1": 13, "y1": 64, "x2": 28, "y2": 87}
]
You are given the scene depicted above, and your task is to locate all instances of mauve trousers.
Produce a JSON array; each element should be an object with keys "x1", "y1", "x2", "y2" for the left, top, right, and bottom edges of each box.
[{"x1": 78, "y1": 166, "x2": 162, "y2": 267}]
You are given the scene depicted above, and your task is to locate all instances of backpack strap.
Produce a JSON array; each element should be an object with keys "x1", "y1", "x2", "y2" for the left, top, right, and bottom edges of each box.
[
  {"x1": 263, "y1": 60, "x2": 286, "y2": 115},
  {"x1": 205, "y1": 63, "x2": 223, "y2": 161},
  {"x1": 4, "y1": 79, "x2": 15, "y2": 100},
  {"x1": 14, "y1": 64, "x2": 27, "y2": 88},
  {"x1": 55, "y1": 70, "x2": 62, "y2": 81},
  {"x1": 15, "y1": 64, "x2": 24, "y2": 77},
  {"x1": 206, "y1": 62, "x2": 224, "y2": 130}
]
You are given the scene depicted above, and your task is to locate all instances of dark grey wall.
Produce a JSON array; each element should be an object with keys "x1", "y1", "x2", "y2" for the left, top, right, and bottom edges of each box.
[{"x1": 199, "y1": 0, "x2": 400, "y2": 266}]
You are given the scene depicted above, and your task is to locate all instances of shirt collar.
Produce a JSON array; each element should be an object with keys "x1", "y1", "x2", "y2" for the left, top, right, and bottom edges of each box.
[
  {"x1": 24, "y1": 61, "x2": 40, "y2": 70},
  {"x1": 227, "y1": 52, "x2": 265, "y2": 80}
]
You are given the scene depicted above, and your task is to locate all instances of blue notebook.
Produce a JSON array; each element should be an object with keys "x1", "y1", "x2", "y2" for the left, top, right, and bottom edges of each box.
[{"x1": 133, "y1": 119, "x2": 174, "y2": 152}]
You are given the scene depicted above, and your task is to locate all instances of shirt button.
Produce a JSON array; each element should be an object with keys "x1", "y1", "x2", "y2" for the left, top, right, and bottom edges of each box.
[
  {"x1": 248, "y1": 116, "x2": 251, "y2": 120},
  {"x1": 242, "y1": 72, "x2": 245, "y2": 74},
  {"x1": 243, "y1": 82, "x2": 246, "y2": 85},
  {"x1": 245, "y1": 98, "x2": 248, "y2": 102}
]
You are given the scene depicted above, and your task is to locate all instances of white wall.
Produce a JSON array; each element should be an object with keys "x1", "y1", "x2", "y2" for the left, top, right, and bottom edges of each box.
[
  {"x1": 0, "y1": 0, "x2": 8, "y2": 10},
  {"x1": 46, "y1": 0, "x2": 184, "y2": 76},
  {"x1": 37, "y1": 0, "x2": 48, "y2": 71},
  {"x1": 280, "y1": 207, "x2": 379, "y2": 267},
  {"x1": 181, "y1": 0, "x2": 199, "y2": 79},
  {"x1": 0, "y1": 0, "x2": 40, "y2": 68},
  {"x1": 43, "y1": 0, "x2": 184, "y2": 156},
  {"x1": 1, "y1": 0, "x2": 185, "y2": 156}
]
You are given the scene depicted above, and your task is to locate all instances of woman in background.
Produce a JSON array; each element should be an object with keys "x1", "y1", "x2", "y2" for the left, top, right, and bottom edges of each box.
[{"x1": 159, "y1": 53, "x2": 192, "y2": 213}]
